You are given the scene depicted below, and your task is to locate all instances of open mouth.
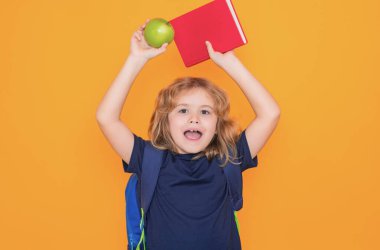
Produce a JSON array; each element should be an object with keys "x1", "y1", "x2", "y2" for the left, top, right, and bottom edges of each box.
[{"x1": 184, "y1": 129, "x2": 203, "y2": 140}]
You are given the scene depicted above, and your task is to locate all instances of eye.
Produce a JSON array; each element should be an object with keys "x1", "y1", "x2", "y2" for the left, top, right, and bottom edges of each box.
[
  {"x1": 201, "y1": 110, "x2": 211, "y2": 115},
  {"x1": 178, "y1": 108, "x2": 188, "y2": 113}
]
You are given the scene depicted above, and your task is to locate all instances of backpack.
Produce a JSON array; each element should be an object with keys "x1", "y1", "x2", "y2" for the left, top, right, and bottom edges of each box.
[{"x1": 124, "y1": 143, "x2": 244, "y2": 250}]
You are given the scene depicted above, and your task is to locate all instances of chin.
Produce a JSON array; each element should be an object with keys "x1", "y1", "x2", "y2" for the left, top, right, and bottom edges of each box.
[
  {"x1": 176, "y1": 146, "x2": 202, "y2": 154},
  {"x1": 177, "y1": 141, "x2": 212, "y2": 154}
]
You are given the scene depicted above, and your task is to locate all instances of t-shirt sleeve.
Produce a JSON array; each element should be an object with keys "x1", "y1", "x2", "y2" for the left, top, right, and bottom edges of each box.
[
  {"x1": 236, "y1": 129, "x2": 258, "y2": 172},
  {"x1": 121, "y1": 133, "x2": 147, "y2": 175}
]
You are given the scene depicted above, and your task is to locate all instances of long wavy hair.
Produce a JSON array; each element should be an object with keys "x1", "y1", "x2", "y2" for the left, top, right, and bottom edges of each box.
[{"x1": 148, "y1": 76, "x2": 241, "y2": 167}]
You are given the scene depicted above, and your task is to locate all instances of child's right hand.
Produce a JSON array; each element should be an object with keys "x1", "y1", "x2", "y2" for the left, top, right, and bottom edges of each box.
[{"x1": 130, "y1": 19, "x2": 169, "y2": 61}]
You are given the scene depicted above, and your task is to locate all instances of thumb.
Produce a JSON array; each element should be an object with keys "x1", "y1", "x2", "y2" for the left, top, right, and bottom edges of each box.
[
  {"x1": 205, "y1": 41, "x2": 214, "y2": 53},
  {"x1": 154, "y1": 42, "x2": 168, "y2": 56},
  {"x1": 159, "y1": 42, "x2": 168, "y2": 51}
]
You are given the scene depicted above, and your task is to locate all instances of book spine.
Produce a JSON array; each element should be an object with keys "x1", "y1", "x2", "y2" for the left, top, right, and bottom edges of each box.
[{"x1": 226, "y1": 0, "x2": 247, "y2": 44}]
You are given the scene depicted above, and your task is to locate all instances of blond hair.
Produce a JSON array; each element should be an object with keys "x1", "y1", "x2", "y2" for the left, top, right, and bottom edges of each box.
[{"x1": 148, "y1": 76, "x2": 241, "y2": 167}]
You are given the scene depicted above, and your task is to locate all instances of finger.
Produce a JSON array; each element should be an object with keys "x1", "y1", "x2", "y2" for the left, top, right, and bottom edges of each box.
[
  {"x1": 159, "y1": 43, "x2": 168, "y2": 50},
  {"x1": 134, "y1": 32, "x2": 141, "y2": 41},
  {"x1": 205, "y1": 40, "x2": 213, "y2": 53},
  {"x1": 140, "y1": 18, "x2": 150, "y2": 30},
  {"x1": 157, "y1": 43, "x2": 168, "y2": 53}
]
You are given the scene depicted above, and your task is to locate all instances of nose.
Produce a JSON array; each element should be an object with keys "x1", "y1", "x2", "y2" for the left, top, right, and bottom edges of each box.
[{"x1": 189, "y1": 114, "x2": 199, "y2": 124}]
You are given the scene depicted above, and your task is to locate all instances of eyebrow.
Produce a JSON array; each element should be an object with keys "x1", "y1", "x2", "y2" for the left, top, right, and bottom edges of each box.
[{"x1": 176, "y1": 103, "x2": 214, "y2": 109}]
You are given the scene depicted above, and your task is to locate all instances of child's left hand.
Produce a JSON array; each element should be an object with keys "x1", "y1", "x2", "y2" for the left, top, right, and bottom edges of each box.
[{"x1": 205, "y1": 41, "x2": 238, "y2": 68}]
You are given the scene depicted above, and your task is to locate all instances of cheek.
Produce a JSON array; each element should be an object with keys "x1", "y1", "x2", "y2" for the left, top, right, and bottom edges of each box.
[
  {"x1": 206, "y1": 116, "x2": 218, "y2": 129},
  {"x1": 168, "y1": 115, "x2": 183, "y2": 132}
]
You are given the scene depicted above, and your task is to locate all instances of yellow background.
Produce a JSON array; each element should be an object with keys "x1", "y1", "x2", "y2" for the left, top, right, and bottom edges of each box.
[{"x1": 1, "y1": 0, "x2": 379, "y2": 249}]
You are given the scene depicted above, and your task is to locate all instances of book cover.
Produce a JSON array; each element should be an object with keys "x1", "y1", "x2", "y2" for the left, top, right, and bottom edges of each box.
[{"x1": 169, "y1": 0, "x2": 248, "y2": 67}]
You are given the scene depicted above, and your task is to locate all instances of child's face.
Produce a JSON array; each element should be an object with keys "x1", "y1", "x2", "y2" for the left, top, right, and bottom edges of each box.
[{"x1": 168, "y1": 88, "x2": 218, "y2": 154}]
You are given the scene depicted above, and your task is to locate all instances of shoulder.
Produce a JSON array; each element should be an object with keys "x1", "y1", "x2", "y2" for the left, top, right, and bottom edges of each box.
[
  {"x1": 235, "y1": 129, "x2": 259, "y2": 172},
  {"x1": 122, "y1": 133, "x2": 168, "y2": 174},
  {"x1": 121, "y1": 133, "x2": 149, "y2": 173}
]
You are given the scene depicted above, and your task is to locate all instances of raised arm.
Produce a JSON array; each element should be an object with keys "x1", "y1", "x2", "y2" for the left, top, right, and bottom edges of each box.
[
  {"x1": 205, "y1": 41, "x2": 281, "y2": 158},
  {"x1": 96, "y1": 19, "x2": 169, "y2": 164}
]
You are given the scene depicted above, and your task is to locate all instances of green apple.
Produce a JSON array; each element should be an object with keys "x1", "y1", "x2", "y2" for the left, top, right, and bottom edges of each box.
[{"x1": 143, "y1": 18, "x2": 175, "y2": 48}]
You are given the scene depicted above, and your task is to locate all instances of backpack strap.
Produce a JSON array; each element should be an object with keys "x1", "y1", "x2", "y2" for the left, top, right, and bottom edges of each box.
[
  {"x1": 140, "y1": 143, "x2": 165, "y2": 216},
  {"x1": 224, "y1": 161, "x2": 243, "y2": 211},
  {"x1": 134, "y1": 143, "x2": 165, "y2": 250},
  {"x1": 222, "y1": 148, "x2": 243, "y2": 211}
]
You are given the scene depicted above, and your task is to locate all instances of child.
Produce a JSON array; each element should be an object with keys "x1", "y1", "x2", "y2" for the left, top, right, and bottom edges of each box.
[{"x1": 96, "y1": 19, "x2": 281, "y2": 250}]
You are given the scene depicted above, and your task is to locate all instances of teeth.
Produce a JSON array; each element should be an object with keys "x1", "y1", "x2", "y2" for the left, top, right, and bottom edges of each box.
[{"x1": 185, "y1": 130, "x2": 202, "y2": 134}]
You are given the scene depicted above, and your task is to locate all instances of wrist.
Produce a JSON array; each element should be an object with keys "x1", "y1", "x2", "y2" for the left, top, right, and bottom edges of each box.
[
  {"x1": 128, "y1": 53, "x2": 149, "y2": 64},
  {"x1": 220, "y1": 56, "x2": 240, "y2": 71}
]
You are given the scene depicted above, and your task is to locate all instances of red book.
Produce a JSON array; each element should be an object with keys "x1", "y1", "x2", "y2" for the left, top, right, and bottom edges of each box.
[{"x1": 169, "y1": 0, "x2": 248, "y2": 67}]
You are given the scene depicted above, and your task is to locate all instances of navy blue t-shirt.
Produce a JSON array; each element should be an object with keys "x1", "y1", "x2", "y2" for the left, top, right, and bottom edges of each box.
[{"x1": 122, "y1": 130, "x2": 258, "y2": 250}]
